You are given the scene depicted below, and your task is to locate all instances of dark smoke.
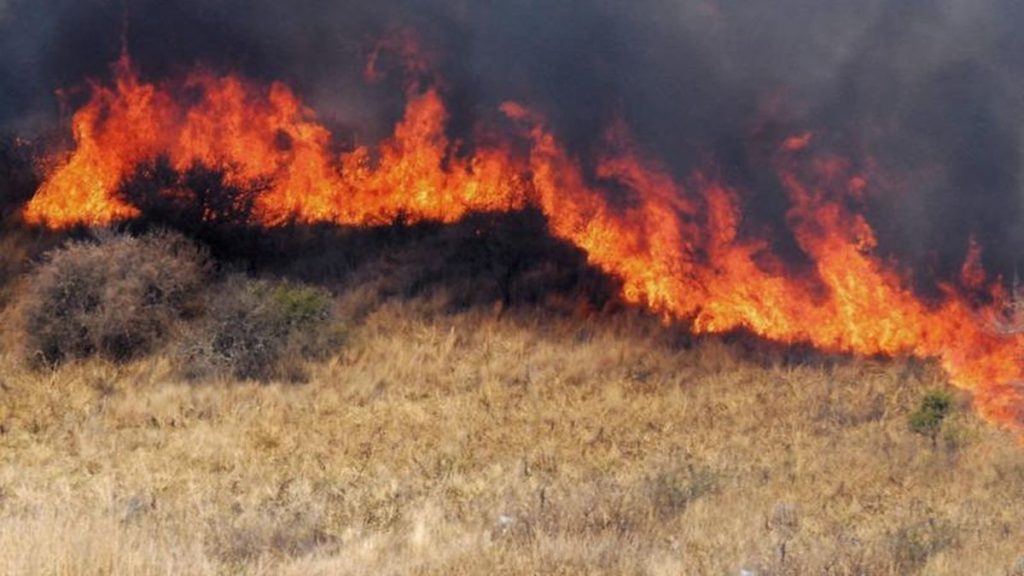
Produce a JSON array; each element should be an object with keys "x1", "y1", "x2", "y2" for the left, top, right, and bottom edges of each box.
[{"x1": 1, "y1": 0, "x2": 1022, "y2": 282}]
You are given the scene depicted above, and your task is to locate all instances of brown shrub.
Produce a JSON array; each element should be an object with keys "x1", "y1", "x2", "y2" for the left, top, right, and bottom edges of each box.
[
  {"x1": 21, "y1": 230, "x2": 210, "y2": 365},
  {"x1": 177, "y1": 275, "x2": 344, "y2": 382},
  {"x1": 0, "y1": 228, "x2": 62, "y2": 308}
]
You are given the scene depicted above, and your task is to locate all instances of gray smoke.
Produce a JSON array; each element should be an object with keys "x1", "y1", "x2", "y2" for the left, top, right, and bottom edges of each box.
[{"x1": 1, "y1": 0, "x2": 1021, "y2": 282}]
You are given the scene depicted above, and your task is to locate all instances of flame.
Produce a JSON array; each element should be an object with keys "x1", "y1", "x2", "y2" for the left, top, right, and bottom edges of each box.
[
  {"x1": 22, "y1": 56, "x2": 1024, "y2": 434},
  {"x1": 24, "y1": 55, "x2": 528, "y2": 229}
]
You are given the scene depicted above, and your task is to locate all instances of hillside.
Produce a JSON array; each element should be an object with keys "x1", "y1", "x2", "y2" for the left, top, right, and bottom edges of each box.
[
  {"x1": 4, "y1": 2, "x2": 1024, "y2": 574},
  {"x1": 1, "y1": 281, "x2": 1023, "y2": 574}
]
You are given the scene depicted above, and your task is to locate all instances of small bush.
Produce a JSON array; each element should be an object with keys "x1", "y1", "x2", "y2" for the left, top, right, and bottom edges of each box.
[
  {"x1": 178, "y1": 276, "x2": 344, "y2": 382},
  {"x1": 21, "y1": 230, "x2": 209, "y2": 365},
  {"x1": 647, "y1": 464, "x2": 718, "y2": 520},
  {"x1": 909, "y1": 390, "x2": 954, "y2": 445},
  {"x1": 886, "y1": 519, "x2": 959, "y2": 573}
]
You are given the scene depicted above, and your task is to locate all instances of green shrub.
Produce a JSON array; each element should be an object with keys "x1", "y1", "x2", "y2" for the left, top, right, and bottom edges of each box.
[
  {"x1": 21, "y1": 230, "x2": 209, "y2": 365},
  {"x1": 909, "y1": 390, "x2": 954, "y2": 445},
  {"x1": 268, "y1": 283, "x2": 332, "y2": 329},
  {"x1": 178, "y1": 276, "x2": 344, "y2": 382}
]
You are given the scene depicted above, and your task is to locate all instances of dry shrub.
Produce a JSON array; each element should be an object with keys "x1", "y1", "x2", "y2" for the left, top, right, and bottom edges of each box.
[
  {"x1": 21, "y1": 230, "x2": 209, "y2": 365},
  {"x1": 0, "y1": 137, "x2": 55, "y2": 307},
  {"x1": 178, "y1": 275, "x2": 344, "y2": 382},
  {"x1": 886, "y1": 519, "x2": 960, "y2": 573},
  {"x1": 0, "y1": 228, "x2": 62, "y2": 308},
  {"x1": 647, "y1": 464, "x2": 718, "y2": 521}
]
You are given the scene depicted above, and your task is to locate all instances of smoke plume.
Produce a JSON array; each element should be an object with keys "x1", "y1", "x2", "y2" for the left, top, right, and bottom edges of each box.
[{"x1": 1, "y1": 0, "x2": 1022, "y2": 277}]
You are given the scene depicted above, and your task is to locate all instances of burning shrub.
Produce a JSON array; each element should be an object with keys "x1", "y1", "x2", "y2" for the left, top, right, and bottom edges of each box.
[
  {"x1": 21, "y1": 230, "x2": 209, "y2": 366},
  {"x1": 117, "y1": 158, "x2": 271, "y2": 261},
  {"x1": 177, "y1": 276, "x2": 344, "y2": 382}
]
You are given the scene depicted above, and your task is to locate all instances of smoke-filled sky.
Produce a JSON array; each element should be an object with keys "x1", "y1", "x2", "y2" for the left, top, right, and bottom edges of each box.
[{"x1": 1, "y1": 0, "x2": 1022, "y2": 280}]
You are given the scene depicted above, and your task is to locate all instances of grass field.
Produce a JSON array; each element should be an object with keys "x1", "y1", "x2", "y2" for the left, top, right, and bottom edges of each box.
[{"x1": 1, "y1": 290, "x2": 1023, "y2": 575}]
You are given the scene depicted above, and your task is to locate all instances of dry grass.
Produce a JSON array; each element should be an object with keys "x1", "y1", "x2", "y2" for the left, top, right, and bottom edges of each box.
[{"x1": 1, "y1": 294, "x2": 1023, "y2": 575}]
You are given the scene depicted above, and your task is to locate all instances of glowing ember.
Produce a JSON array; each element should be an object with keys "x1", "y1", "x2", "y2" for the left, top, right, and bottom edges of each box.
[{"x1": 22, "y1": 56, "x2": 1024, "y2": 435}]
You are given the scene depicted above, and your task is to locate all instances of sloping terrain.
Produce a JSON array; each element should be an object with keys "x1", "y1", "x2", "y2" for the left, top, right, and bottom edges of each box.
[{"x1": 1, "y1": 291, "x2": 1022, "y2": 575}]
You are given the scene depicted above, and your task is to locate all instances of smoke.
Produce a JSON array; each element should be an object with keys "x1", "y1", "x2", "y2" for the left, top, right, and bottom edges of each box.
[{"x1": 1, "y1": 0, "x2": 1022, "y2": 280}]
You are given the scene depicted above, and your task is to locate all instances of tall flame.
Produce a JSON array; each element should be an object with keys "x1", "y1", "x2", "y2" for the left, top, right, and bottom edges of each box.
[
  {"x1": 22, "y1": 56, "x2": 1024, "y2": 434},
  {"x1": 24, "y1": 55, "x2": 528, "y2": 229}
]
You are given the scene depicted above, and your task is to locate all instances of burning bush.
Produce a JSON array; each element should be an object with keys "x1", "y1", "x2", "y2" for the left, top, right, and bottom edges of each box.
[
  {"x1": 117, "y1": 158, "x2": 271, "y2": 260},
  {"x1": 21, "y1": 230, "x2": 210, "y2": 366},
  {"x1": 176, "y1": 276, "x2": 344, "y2": 382}
]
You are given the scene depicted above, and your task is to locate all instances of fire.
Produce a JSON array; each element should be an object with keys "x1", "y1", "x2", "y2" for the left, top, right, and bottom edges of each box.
[
  {"x1": 21, "y1": 56, "x2": 1024, "y2": 434},
  {"x1": 24, "y1": 55, "x2": 528, "y2": 229}
]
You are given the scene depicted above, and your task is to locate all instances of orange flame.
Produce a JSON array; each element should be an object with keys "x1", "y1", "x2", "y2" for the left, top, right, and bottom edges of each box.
[
  {"x1": 24, "y1": 55, "x2": 528, "y2": 229},
  {"x1": 22, "y1": 56, "x2": 1024, "y2": 434}
]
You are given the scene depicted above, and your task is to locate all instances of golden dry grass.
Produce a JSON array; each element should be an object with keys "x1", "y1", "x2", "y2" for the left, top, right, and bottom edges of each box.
[{"x1": 1, "y1": 296, "x2": 1023, "y2": 575}]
